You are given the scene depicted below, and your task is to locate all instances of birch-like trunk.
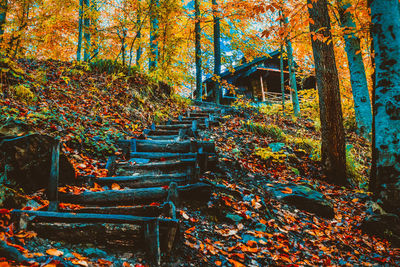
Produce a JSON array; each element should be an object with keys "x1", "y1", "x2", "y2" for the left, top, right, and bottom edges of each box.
[
  {"x1": 284, "y1": 17, "x2": 300, "y2": 117},
  {"x1": 195, "y1": 0, "x2": 202, "y2": 100},
  {"x1": 369, "y1": 0, "x2": 400, "y2": 213},
  {"x1": 149, "y1": 0, "x2": 159, "y2": 71},
  {"x1": 337, "y1": 0, "x2": 372, "y2": 138}
]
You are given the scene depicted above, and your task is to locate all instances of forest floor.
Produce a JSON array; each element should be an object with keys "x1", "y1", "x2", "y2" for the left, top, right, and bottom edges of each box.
[{"x1": 0, "y1": 59, "x2": 399, "y2": 266}]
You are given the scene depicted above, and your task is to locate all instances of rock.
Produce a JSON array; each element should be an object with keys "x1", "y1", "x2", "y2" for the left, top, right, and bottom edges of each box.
[
  {"x1": 268, "y1": 142, "x2": 285, "y2": 152},
  {"x1": 361, "y1": 213, "x2": 400, "y2": 247},
  {"x1": 0, "y1": 240, "x2": 27, "y2": 263},
  {"x1": 0, "y1": 134, "x2": 75, "y2": 193},
  {"x1": 265, "y1": 183, "x2": 334, "y2": 219},
  {"x1": 225, "y1": 213, "x2": 243, "y2": 223},
  {"x1": 83, "y1": 247, "x2": 108, "y2": 258},
  {"x1": 24, "y1": 199, "x2": 42, "y2": 210}
]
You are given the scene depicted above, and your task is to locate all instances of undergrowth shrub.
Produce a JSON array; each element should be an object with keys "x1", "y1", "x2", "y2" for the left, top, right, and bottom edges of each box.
[
  {"x1": 242, "y1": 120, "x2": 286, "y2": 141},
  {"x1": 286, "y1": 134, "x2": 321, "y2": 160},
  {"x1": 346, "y1": 144, "x2": 365, "y2": 188},
  {"x1": 10, "y1": 84, "x2": 36, "y2": 103},
  {"x1": 254, "y1": 147, "x2": 287, "y2": 164}
]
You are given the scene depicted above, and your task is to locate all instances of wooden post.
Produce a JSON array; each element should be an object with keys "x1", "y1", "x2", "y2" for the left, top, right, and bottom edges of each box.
[
  {"x1": 48, "y1": 139, "x2": 60, "y2": 212},
  {"x1": 260, "y1": 74, "x2": 266, "y2": 102},
  {"x1": 167, "y1": 182, "x2": 179, "y2": 207},
  {"x1": 191, "y1": 120, "x2": 197, "y2": 133},
  {"x1": 105, "y1": 156, "x2": 117, "y2": 176},
  {"x1": 144, "y1": 219, "x2": 161, "y2": 266}
]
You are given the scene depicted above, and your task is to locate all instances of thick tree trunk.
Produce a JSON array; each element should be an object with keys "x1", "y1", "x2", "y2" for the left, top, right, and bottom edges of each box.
[
  {"x1": 337, "y1": 0, "x2": 372, "y2": 138},
  {"x1": 83, "y1": 0, "x2": 91, "y2": 61},
  {"x1": 307, "y1": 0, "x2": 347, "y2": 185},
  {"x1": 77, "y1": 0, "x2": 83, "y2": 61},
  {"x1": 212, "y1": 0, "x2": 221, "y2": 104},
  {"x1": 195, "y1": 0, "x2": 202, "y2": 101},
  {"x1": 149, "y1": 0, "x2": 159, "y2": 71},
  {"x1": 370, "y1": 0, "x2": 400, "y2": 213},
  {"x1": 0, "y1": 0, "x2": 8, "y2": 42},
  {"x1": 284, "y1": 18, "x2": 300, "y2": 117}
]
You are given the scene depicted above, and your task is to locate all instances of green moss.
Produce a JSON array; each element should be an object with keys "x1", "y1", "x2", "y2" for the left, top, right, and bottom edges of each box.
[{"x1": 242, "y1": 120, "x2": 286, "y2": 141}]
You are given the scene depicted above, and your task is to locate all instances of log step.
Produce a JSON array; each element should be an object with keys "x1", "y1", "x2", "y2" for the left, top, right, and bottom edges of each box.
[
  {"x1": 129, "y1": 152, "x2": 217, "y2": 160},
  {"x1": 95, "y1": 173, "x2": 191, "y2": 188},
  {"x1": 117, "y1": 139, "x2": 215, "y2": 154},
  {"x1": 12, "y1": 210, "x2": 179, "y2": 265},
  {"x1": 59, "y1": 182, "x2": 212, "y2": 205},
  {"x1": 155, "y1": 124, "x2": 206, "y2": 130},
  {"x1": 58, "y1": 202, "x2": 175, "y2": 217},
  {"x1": 115, "y1": 159, "x2": 197, "y2": 176}
]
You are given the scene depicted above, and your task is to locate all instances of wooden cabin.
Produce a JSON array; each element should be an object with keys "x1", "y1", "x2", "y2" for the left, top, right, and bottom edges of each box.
[{"x1": 199, "y1": 50, "x2": 315, "y2": 105}]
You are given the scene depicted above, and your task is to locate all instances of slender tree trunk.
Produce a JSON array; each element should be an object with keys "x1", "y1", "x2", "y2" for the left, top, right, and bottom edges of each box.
[
  {"x1": 195, "y1": 0, "x2": 202, "y2": 100},
  {"x1": 212, "y1": 0, "x2": 221, "y2": 104},
  {"x1": 0, "y1": 0, "x2": 7, "y2": 43},
  {"x1": 337, "y1": 0, "x2": 372, "y2": 138},
  {"x1": 149, "y1": 0, "x2": 159, "y2": 71},
  {"x1": 77, "y1": 0, "x2": 83, "y2": 61},
  {"x1": 280, "y1": 45, "x2": 285, "y2": 115},
  {"x1": 83, "y1": 0, "x2": 91, "y2": 62},
  {"x1": 284, "y1": 17, "x2": 300, "y2": 117},
  {"x1": 307, "y1": 0, "x2": 347, "y2": 185},
  {"x1": 121, "y1": 31, "x2": 126, "y2": 66},
  {"x1": 369, "y1": 0, "x2": 400, "y2": 212},
  {"x1": 92, "y1": 0, "x2": 99, "y2": 60},
  {"x1": 136, "y1": 12, "x2": 142, "y2": 67}
]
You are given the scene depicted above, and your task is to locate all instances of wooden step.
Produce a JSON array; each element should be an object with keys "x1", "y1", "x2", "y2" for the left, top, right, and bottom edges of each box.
[
  {"x1": 117, "y1": 139, "x2": 215, "y2": 154},
  {"x1": 59, "y1": 182, "x2": 212, "y2": 205},
  {"x1": 95, "y1": 172, "x2": 192, "y2": 188},
  {"x1": 12, "y1": 210, "x2": 179, "y2": 265}
]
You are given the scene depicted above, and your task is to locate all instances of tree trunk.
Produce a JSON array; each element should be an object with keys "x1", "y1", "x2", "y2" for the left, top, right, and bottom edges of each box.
[
  {"x1": 280, "y1": 45, "x2": 285, "y2": 115},
  {"x1": 0, "y1": 0, "x2": 8, "y2": 42},
  {"x1": 136, "y1": 12, "x2": 142, "y2": 67},
  {"x1": 149, "y1": 0, "x2": 159, "y2": 71},
  {"x1": 195, "y1": 0, "x2": 202, "y2": 101},
  {"x1": 307, "y1": 0, "x2": 347, "y2": 185},
  {"x1": 337, "y1": 0, "x2": 372, "y2": 138},
  {"x1": 212, "y1": 0, "x2": 221, "y2": 104},
  {"x1": 77, "y1": 0, "x2": 83, "y2": 61},
  {"x1": 369, "y1": 0, "x2": 400, "y2": 213},
  {"x1": 83, "y1": 0, "x2": 91, "y2": 61},
  {"x1": 284, "y1": 18, "x2": 300, "y2": 117}
]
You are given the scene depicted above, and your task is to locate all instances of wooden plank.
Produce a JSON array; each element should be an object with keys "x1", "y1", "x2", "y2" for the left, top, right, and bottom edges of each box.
[
  {"x1": 260, "y1": 74, "x2": 266, "y2": 102},
  {"x1": 144, "y1": 219, "x2": 161, "y2": 266},
  {"x1": 48, "y1": 139, "x2": 60, "y2": 212}
]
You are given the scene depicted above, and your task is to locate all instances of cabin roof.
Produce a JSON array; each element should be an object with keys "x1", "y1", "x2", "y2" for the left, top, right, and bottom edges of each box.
[{"x1": 204, "y1": 50, "x2": 282, "y2": 84}]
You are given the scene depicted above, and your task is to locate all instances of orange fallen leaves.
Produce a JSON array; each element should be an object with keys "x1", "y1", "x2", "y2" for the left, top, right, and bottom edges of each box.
[
  {"x1": 281, "y1": 187, "x2": 293, "y2": 194},
  {"x1": 111, "y1": 183, "x2": 121, "y2": 190},
  {"x1": 46, "y1": 248, "x2": 63, "y2": 257}
]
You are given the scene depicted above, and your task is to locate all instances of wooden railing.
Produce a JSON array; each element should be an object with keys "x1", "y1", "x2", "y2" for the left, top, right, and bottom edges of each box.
[
  {"x1": 264, "y1": 92, "x2": 292, "y2": 104},
  {"x1": 263, "y1": 91, "x2": 315, "y2": 104}
]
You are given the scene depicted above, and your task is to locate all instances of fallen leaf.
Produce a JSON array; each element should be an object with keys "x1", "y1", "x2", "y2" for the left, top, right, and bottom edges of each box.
[{"x1": 46, "y1": 248, "x2": 64, "y2": 257}]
